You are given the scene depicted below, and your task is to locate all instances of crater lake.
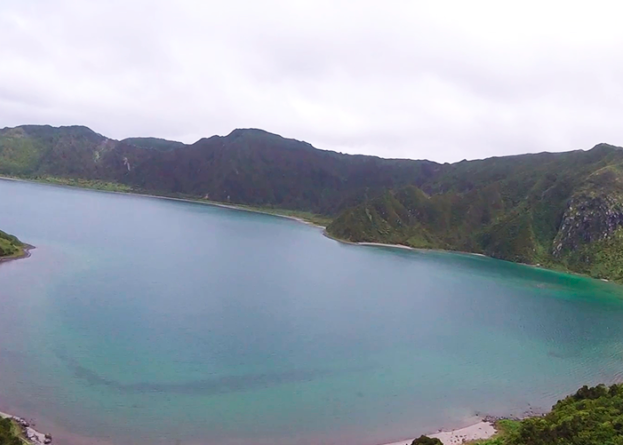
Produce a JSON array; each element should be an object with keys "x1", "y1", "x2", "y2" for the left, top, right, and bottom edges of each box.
[{"x1": 2, "y1": 179, "x2": 623, "y2": 445}]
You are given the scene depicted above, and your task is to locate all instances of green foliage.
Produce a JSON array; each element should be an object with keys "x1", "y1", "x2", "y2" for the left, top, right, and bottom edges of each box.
[
  {"x1": 411, "y1": 435, "x2": 443, "y2": 445},
  {"x1": 0, "y1": 230, "x2": 23, "y2": 258},
  {"x1": 228, "y1": 206, "x2": 332, "y2": 227},
  {"x1": 36, "y1": 176, "x2": 133, "y2": 193},
  {"x1": 121, "y1": 137, "x2": 185, "y2": 151},
  {"x1": 495, "y1": 419, "x2": 522, "y2": 436},
  {"x1": 476, "y1": 384, "x2": 623, "y2": 445},
  {"x1": 506, "y1": 384, "x2": 623, "y2": 445},
  {"x1": 0, "y1": 125, "x2": 438, "y2": 215},
  {"x1": 561, "y1": 228, "x2": 623, "y2": 281},
  {"x1": 0, "y1": 128, "x2": 45, "y2": 175},
  {"x1": 478, "y1": 210, "x2": 537, "y2": 263},
  {"x1": 0, "y1": 239, "x2": 18, "y2": 257},
  {"x1": 0, "y1": 229, "x2": 20, "y2": 245},
  {"x1": 0, "y1": 418, "x2": 21, "y2": 445},
  {"x1": 474, "y1": 420, "x2": 521, "y2": 445},
  {"x1": 327, "y1": 144, "x2": 623, "y2": 281}
]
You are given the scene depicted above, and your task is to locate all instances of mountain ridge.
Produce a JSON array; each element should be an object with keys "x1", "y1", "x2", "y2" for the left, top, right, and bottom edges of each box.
[{"x1": 2, "y1": 124, "x2": 623, "y2": 281}]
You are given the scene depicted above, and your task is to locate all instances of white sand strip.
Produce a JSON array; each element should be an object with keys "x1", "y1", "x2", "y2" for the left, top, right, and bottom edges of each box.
[
  {"x1": 381, "y1": 421, "x2": 496, "y2": 445},
  {"x1": 357, "y1": 242, "x2": 415, "y2": 250}
]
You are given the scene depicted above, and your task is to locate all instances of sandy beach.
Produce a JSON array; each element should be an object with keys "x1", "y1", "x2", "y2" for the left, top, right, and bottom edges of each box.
[{"x1": 381, "y1": 421, "x2": 497, "y2": 445}]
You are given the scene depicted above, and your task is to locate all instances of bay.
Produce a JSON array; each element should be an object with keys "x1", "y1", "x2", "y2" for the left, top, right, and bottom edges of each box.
[{"x1": 2, "y1": 179, "x2": 623, "y2": 445}]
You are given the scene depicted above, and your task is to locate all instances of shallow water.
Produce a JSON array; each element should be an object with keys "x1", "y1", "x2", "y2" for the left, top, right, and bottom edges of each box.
[{"x1": 2, "y1": 179, "x2": 623, "y2": 445}]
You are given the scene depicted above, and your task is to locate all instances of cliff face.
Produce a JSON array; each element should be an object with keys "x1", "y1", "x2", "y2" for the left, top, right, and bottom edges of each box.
[
  {"x1": 553, "y1": 195, "x2": 623, "y2": 257},
  {"x1": 549, "y1": 165, "x2": 623, "y2": 280}
]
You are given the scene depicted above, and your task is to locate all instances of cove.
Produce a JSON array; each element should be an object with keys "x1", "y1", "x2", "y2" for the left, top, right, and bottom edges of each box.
[{"x1": 2, "y1": 179, "x2": 623, "y2": 445}]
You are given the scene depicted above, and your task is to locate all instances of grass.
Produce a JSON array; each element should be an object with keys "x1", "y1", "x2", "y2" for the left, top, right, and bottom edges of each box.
[
  {"x1": 35, "y1": 176, "x2": 134, "y2": 192},
  {"x1": 0, "y1": 243, "x2": 29, "y2": 261},
  {"x1": 0, "y1": 235, "x2": 26, "y2": 260},
  {"x1": 227, "y1": 205, "x2": 333, "y2": 227},
  {"x1": 0, "y1": 238, "x2": 17, "y2": 256},
  {"x1": 0, "y1": 416, "x2": 26, "y2": 445},
  {"x1": 10, "y1": 420, "x2": 30, "y2": 445},
  {"x1": 470, "y1": 420, "x2": 522, "y2": 445}
]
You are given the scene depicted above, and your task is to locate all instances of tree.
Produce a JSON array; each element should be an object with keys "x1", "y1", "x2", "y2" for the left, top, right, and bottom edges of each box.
[{"x1": 411, "y1": 435, "x2": 443, "y2": 445}]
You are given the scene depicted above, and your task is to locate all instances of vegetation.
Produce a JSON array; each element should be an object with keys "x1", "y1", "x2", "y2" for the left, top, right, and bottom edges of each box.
[
  {"x1": 227, "y1": 205, "x2": 332, "y2": 227},
  {"x1": 4, "y1": 175, "x2": 331, "y2": 227},
  {"x1": 471, "y1": 420, "x2": 522, "y2": 445},
  {"x1": 0, "y1": 230, "x2": 24, "y2": 259},
  {"x1": 0, "y1": 418, "x2": 21, "y2": 445},
  {"x1": 34, "y1": 176, "x2": 133, "y2": 192},
  {"x1": 6, "y1": 126, "x2": 623, "y2": 443},
  {"x1": 327, "y1": 145, "x2": 623, "y2": 282},
  {"x1": 411, "y1": 435, "x2": 442, "y2": 445},
  {"x1": 0, "y1": 125, "x2": 438, "y2": 215},
  {"x1": 473, "y1": 384, "x2": 623, "y2": 445},
  {"x1": 121, "y1": 137, "x2": 185, "y2": 151},
  {"x1": 3, "y1": 124, "x2": 623, "y2": 279},
  {"x1": 415, "y1": 384, "x2": 623, "y2": 445},
  {"x1": 411, "y1": 420, "x2": 520, "y2": 445}
]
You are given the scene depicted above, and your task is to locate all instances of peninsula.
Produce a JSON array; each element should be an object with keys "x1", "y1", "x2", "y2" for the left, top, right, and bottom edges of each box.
[
  {"x1": 0, "y1": 229, "x2": 30, "y2": 263},
  {"x1": 0, "y1": 231, "x2": 47, "y2": 445}
]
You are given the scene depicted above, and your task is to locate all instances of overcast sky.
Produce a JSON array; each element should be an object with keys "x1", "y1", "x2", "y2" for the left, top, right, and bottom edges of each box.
[{"x1": 1, "y1": 0, "x2": 622, "y2": 162}]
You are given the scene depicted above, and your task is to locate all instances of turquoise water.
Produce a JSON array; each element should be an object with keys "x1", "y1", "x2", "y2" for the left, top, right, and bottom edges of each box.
[{"x1": 2, "y1": 180, "x2": 623, "y2": 445}]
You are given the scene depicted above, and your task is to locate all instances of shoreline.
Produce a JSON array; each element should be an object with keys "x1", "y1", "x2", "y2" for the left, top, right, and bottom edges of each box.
[
  {"x1": 0, "y1": 406, "x2": 498, "y2": 445},
  {"x1": 0, "y1": 410, "x2": 51, "y2": 444},
  {"x1": 0, "y1": 176, "x2": 597, "y2": 445},
  {"x1": 1, "y1": 176, "x2": 619, "y2": 285},
  {"x1": 0, "y1": 243, "x2": 35, "y2": 264},
  {"x1": 380, "y1": 420, "x2": 497, "y2": 445},
  {"x1": 323, "y1": 230, "x2": 498, "y2": 258},
  {"x1": 0, "y1": 176, "x2": 328, "y2": 230},
  {"x1": 322, "y1": 230, "x2": 619, "y2": 285}
]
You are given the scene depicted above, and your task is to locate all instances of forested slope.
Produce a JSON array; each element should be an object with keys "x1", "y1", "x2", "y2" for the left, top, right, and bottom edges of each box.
[
  {"x1": 0, "y1": 125, "x2": 439, "y2": 214},
  {"x1": 327, "y1": 144, "x2": 623, "y2": 281}
]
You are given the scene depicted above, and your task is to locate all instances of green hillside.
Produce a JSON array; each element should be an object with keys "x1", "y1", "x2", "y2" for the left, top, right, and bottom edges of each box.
[
  {"x1": 121, "y1": 137, "x2": 186, "y2": 151},
  {"x1": 0, "y1": 125, "x2": 439, "y2": 215},
  {"x1": 2, "y1": 124, "x2": 623, "y2": 280},
  {"x1": 327, "y1": 144, "x2": 623, "y2": 281},
  {"x1": 0, "y1": 229, "x2": 25, "y2": 259}
]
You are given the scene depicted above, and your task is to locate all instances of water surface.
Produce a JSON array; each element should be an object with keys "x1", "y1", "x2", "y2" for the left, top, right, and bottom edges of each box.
[{"x1": 2, "y1": 179, "x2": 623, "y2": 445}]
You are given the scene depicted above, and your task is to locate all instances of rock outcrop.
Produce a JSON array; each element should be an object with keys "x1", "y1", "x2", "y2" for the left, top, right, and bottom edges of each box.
[{"x1": 553, "y1": 194, "x2": 623, "y2": 257}]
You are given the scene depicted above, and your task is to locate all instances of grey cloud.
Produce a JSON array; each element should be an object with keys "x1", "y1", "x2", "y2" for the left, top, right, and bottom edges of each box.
[{"x1": 1, "y1": 0, "x2": 623, "y2": 162}]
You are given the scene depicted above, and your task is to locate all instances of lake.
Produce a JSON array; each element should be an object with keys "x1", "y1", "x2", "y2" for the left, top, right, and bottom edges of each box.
[{"x1": 2, "y1": 179, "x2": 623, "y2": 445}]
